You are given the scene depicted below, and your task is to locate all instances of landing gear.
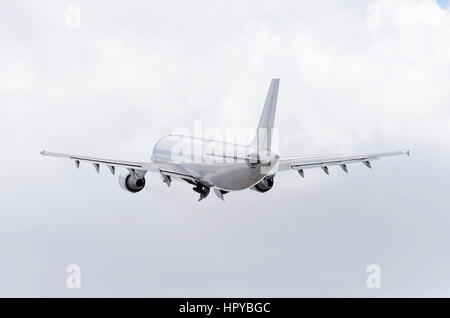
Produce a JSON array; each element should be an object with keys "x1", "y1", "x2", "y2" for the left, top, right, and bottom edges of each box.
[
  {"x1": 182, "y1": 178, "x2": 215, "y2": 201},
  {"x1": 193, "y1": 183, "x2": 210, "y2": 201}
]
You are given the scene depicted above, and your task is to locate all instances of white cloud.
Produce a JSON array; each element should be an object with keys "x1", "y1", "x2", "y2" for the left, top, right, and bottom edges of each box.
[{"x1": 0, "y1": 0, "x2": 449, "y2": 296}]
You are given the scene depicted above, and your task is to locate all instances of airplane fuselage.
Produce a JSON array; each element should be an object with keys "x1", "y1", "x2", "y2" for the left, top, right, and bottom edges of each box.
[{"x1": 151, "y1": 135, "x2": 279, "y2": 191}]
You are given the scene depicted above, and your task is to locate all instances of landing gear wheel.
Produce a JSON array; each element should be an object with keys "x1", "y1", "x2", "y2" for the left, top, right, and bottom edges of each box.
[{"x1": 193, "y1": 184, "x2": 210, "y2": 201}]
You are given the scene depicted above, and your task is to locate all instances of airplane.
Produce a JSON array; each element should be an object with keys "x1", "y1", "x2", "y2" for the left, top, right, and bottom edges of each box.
[{"x1": 40, "y1": 79, "x2": 409, "y2": 201}]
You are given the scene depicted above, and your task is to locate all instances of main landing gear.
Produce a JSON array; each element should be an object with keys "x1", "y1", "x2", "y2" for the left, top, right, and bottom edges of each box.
[
  {"x1": 193, "y1": 183, "x2": 210, "y2": 201},
  {"x1": 183, "y1": 178, "x2": 228, "y2": 201}
]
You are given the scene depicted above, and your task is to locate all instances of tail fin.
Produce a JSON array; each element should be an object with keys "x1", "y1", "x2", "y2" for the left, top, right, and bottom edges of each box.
[{"x1": 251, "y1": 78, "x2": 279, "y2": 153}]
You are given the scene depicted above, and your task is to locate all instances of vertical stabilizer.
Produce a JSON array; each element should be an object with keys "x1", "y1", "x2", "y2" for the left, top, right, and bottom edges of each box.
[{"x1": 251, "y1": 78, "x2": 279, "y2": 153}]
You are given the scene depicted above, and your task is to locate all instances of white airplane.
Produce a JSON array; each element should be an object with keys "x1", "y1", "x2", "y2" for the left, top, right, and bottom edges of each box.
[{"x1": 41, "y1": 79, "x2": 409, "y2": 201}]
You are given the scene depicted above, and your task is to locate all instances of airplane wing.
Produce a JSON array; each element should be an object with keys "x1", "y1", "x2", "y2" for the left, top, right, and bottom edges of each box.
[
  {"x1": 278, "y1": 150, "x2": 410, "y2": 176},
  {"x1": 39, "y1": 150, "x2": 196, "y2": 183}
]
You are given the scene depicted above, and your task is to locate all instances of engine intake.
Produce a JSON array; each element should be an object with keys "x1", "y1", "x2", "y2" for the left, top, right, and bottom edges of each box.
[
  {"x1": 251, "y1": 175, "x2": 274, "y2": 193},
  {"x1": 119, "y1": 170, "x2": 146, "y2": 193}
]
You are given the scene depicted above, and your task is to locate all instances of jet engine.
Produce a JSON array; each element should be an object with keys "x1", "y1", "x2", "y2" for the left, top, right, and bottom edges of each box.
[
  {"x1": 250, "y1": 175, "x2": 274, "y2": 193},
  {"x1": 119, "y1": 170, "x2": 146, "y2": 193}
]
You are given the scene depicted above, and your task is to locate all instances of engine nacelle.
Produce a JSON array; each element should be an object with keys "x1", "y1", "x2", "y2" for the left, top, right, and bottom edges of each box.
[
  {"x1": 250, "y1": 175, "x2": 274, "y2": 193},
  {"x1": 119, "y1": 170, "x2": 146, "y2": 193}
]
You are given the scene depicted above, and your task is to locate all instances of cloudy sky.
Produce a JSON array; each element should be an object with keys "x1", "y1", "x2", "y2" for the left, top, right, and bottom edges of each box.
[{"x1": 1, "y1": 0, "x2": 450, "y2": 297}]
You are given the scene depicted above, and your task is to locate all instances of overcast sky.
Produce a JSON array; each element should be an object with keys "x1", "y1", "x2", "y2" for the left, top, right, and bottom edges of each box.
[{"x1": 1, "y1": 0, "x2": 450, "y2": 297}]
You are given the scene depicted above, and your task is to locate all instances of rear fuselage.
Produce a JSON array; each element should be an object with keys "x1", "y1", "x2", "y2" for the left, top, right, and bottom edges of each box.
[{"x1": 151, "y1": 135, "x2": 279, "y2": 191}]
